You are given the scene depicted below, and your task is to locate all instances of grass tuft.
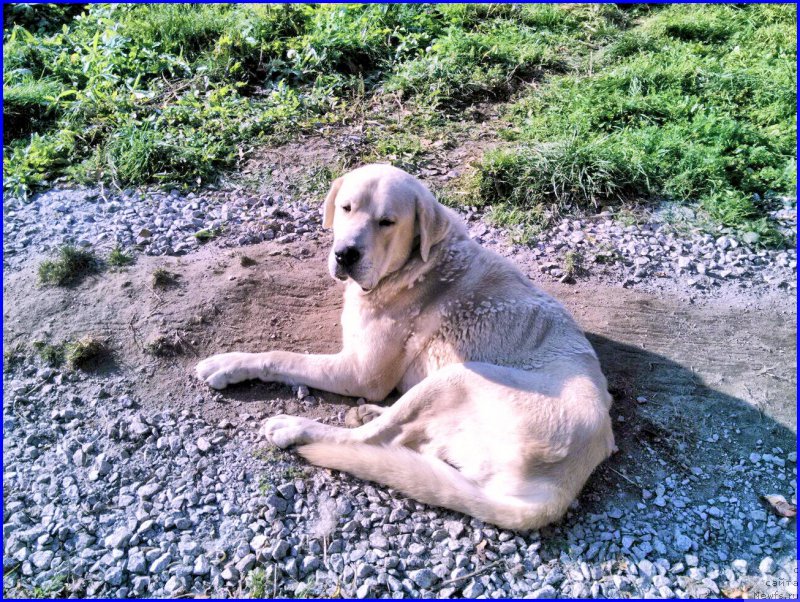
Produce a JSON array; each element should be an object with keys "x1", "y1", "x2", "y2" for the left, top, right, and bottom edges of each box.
[
  {"x1": 247, "y1": 568, "x2": 267, "y2": 598},
  {"x1": 107, "y1": 246, "x2": 134, "y2": 267},
  {"x1": 3, "y1": 342, "x2": 27, "y2": 370},
  {"x1": 562, "y1": 250, "x2": 583, "y2": 279},
  {"x1": 151, "y1": 268, "x2": 177, "y2": 288},
  {"x1": 65, "y1": 336, "x2": 107, "y2": 370},
  {"x1": 143, "y1": 333, "x2": 183, "y2": 357},
  {"x1": 38, "y1": 246, "x2": 99, "y2": 286},
  {"x1": 194, "y1": 228, "x2": 222, "y2": 243},
  {"x1": 475, "y1": 137, "x2": 650, "y2": 215},
  {"x1": 32, "y1": 340, "x2": 64, "y2": 366}
]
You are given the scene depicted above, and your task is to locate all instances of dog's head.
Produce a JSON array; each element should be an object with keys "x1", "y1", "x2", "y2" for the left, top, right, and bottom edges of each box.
[{"x1": 321, "y1": 164, "x2": 451, "y2": 291}]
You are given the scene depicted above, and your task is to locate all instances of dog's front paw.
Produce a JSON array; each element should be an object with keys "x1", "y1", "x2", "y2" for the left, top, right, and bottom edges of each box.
[
  {"x1": 195, "y1": 352, "x2": 256, "y2": 389},
  {"x1": 259, "y1": 415, "x2": 317, "y2": 448}
]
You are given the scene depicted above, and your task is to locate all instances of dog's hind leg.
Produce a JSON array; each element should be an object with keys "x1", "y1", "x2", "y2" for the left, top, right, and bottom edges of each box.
[{"x1": 260, "y1": 365, "x2": 463, "y2": 449}]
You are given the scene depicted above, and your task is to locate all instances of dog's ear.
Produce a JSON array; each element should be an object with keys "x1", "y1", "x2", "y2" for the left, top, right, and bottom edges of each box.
[
  {"x1": 322, "y1": 177, "x2": 343, "y2": 229},
  {"x1": 415, "y1": 185, "x2": 450, "y2": 262}
]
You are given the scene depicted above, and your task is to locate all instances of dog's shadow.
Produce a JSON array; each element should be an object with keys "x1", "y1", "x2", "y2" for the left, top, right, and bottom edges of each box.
[{"x1": 556, "y1": 332, "x2": 796, "y2": 529}]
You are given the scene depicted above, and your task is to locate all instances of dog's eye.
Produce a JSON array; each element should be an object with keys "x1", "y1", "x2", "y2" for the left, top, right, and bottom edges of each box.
[
  {"x1": 341, "y1": 205, "x2": 351, "y2": 213},
  {"x1": 378, "y1": 218, "x2": 395, "y2": 228}
]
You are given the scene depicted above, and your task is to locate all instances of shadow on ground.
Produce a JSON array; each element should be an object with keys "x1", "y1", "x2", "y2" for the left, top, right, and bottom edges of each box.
[{"x1": 540, "y1": 332, "x2": 797, "y2": 567}]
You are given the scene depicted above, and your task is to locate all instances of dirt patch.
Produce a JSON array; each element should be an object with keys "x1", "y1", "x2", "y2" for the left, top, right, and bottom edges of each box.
[{"x1": 4, "y1": 236, "x2": 358, "y2": 426}]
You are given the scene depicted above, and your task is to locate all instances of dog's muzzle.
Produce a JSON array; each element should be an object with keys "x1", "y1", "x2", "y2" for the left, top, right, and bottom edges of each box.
[
  {"x1": 330, "y1": 244, "x2": 371, "y2": 290},
  {"x1": 334, "y1": 245, "x2": 361, "y2": 270}
]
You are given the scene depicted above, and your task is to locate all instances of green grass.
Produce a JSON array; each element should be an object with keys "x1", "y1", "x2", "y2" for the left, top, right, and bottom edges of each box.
[
  {"x1": 562, "y1": 250, "x2": 583, "y2": 279},
  {"x1": 386, "y1": 4, "x2": 629, "y2": 109},
  {"x1": 194, "y1": 228, "x2": 222, "y2": 243},
  {"x1": 3, "y1": 78, "x2": 62, "y2": 143},
  {"x1": 30, "y1": 337, "x2": 107, "y2": 369},
  {"x1": 38, "y1": 246, "x2": 99, "y2": 286},
  {"x1": 247, "y1": 568, "x2": 268, "y2": 599},
  {"x1": 3, "y1": 4, "x2": 795, "y2": 244},
  {"x1": 65, "y1": 336, "x2": 107, "y2": 370},
  {"x1": 1, "y1": 4, "x2": 631, "y2": 197},
  {"x1": 32, "y1": 341, "x2": 64, "y2": 366},
  {"x1": 4, "y1": 342, "x2": 27, "y2": 370},
  {"x1": 477, "y1": 4, "x2": 796, "y2": 241},
  {"x1": 107, "y1": 246, "x2": 134, "y2": 267},
  {"x1": 29, "y1": 574, "x2": 68, "y2": 598},
  {"x1": 475, "y1": 136, "x2": 651, "y2": 211}
]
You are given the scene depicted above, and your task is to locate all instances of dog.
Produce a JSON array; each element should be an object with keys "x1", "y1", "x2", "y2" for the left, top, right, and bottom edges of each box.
[{"x1": 196, "y1": 164, "x2": 615, "y2": 530}]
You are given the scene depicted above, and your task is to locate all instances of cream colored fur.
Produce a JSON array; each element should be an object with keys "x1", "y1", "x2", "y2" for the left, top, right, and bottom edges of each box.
[{"x1": 196, "y1": 164, "x2": 615, "y2": 530}]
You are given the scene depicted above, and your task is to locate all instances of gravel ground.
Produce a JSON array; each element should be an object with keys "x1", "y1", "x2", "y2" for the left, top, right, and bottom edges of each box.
[
  {"x1": 3, "y1": 185, "x2": 797, "y2": 300},
  {"x1": 3, "y1": 182, "x2": 797, "y2": 598}
]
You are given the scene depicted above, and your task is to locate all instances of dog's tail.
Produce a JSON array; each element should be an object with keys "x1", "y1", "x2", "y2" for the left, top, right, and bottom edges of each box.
[{"x1": 297, "y1": 442, "x2": 568, "y2": 531}]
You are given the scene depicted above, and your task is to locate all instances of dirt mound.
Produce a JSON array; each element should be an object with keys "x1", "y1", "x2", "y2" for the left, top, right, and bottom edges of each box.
[{"x1": 3, "y1": 236, "x2": 362, "y2": 425}]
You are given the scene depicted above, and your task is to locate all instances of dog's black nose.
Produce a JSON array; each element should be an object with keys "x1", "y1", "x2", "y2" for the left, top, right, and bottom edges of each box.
[{"x1": 335, "y1": 246, "x2": 361, "y2": 268}]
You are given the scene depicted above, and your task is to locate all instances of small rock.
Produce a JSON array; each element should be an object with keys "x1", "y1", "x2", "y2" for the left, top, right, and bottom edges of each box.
[
  {"x1": 235, "y1": 554, "x2": 256, "y2": 574},
  {"x1": 104, "y1": 566, "x2": 124, "y2": 586},
  {"x1": 529, "y1": 585, "x2": 557, "y2": 599},
  {"x1": 105, "y1": 526, "x2": 132, "y2": 550},
  {"x1": 30, "y1": 550, "x2": 53, "y2": 570},
  {"x1": 271, "y1": 539, "x2": 290, "y2": 560},
  {"x1": 137, "y1": 482, "x2": 161, "y2": 499},
  {"x1": 193, "y1": 555, "x2": 210, "y2": 576},
  {"x1": 731, "y1": 559, "x2": 748, "y2": 574},
  {"x1": 462, "y1": 580, "x2": 485, "y2": 597},
  {"x1": 675, "y1": 533, "x2": 693, "y2": 553},
  {"x1": 276, "y1": 483, "x2": 296, "y2": 499},
  {"x1": 759, "y1": 557, "x2": 776, "y2": 574},
  {"x1": 221, "y1": 565, "x2": 239, "y2": 581},
  {"x1": 164, "y1": 575, "x2": 184, "y2": 594},
  {"x1": 127, "y1": 552, "x2": 147, "y2": 575},
  {"x1": 93, "y1": 453, "x2": 112, "y2": 477},
  {"x1": 409, "y1": 568, "x2": 438, "y2": 589},
  {"x1": 131, "y1": 576, "x2": 150, "y2": 596},
  {"x1": 149, "y1": 552, "x2": 171, "y2": 573},
  {"x1": 638, "y1": 559, "x2": 655, "y2": 578}
]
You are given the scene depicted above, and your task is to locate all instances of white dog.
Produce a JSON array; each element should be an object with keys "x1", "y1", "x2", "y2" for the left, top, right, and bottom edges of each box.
[{"x1": 196, "y1": 164, "x2": 615, "y2": 530}]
